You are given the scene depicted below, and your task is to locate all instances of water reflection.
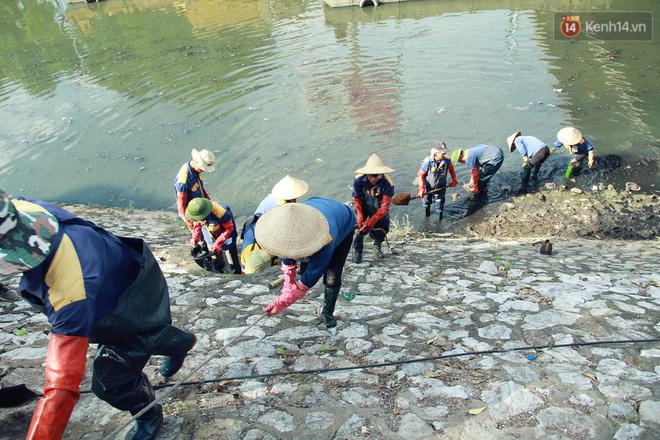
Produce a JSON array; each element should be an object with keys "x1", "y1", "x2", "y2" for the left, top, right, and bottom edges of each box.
[{"x1": 0, "y1": 0, "x2": 658, "y2": 233}]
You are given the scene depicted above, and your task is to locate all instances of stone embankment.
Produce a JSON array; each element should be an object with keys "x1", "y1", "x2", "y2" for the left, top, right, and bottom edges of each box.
[{"x1": 1, "y1": 193, "x2": 659, "y2": 440}]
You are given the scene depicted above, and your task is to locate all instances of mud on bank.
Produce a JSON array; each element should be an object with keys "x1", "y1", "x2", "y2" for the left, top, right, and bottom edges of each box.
[{"x1": 458, "y1": 184, "x2": 660, "y2": 241}]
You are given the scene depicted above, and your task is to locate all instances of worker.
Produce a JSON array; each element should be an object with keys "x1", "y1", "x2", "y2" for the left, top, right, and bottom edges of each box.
[
  {"x1": 255, "y1": 198, "x2": 356, "y2": 328},
  {"x1": 186, "y1": 198, "x2": 241, "y2": 274},
  {"x1": 417, "y1": 141, "x2": 458, "y2": 220},
  {"x1": 240, "y1": 175, "x2": 309, "y2": 273},
  {"x1": 352, "y1": 154, "x2": 395, "y2": 263},
  {"x1": 551, "y1": 127, "x2": 595, "y2": 178},
  {"x1": 174, "y1": 148, "x2": 216, "y2": 239},
  {"x1": 0, "y1": 189, "x2": 196, "y2": 440},
  {"x1": 507, "y1": 131, "x2": 551, "y2": 188},
  {"x1": 450, "y1": 144, "x2": 503, "y2": 199}
]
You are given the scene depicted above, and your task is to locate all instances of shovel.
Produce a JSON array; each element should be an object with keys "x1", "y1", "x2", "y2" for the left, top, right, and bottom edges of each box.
[{"x1": 392, "y1": 186, "x2": 450, "y2": 206}]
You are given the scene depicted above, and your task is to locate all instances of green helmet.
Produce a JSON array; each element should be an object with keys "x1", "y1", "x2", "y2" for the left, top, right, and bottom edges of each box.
[
  {"x1": 450, "y1": 149, "x2": 463, "y2": 164},
  {"x1": 186, "y1": 198, "x2": 213, "y2": 221}
]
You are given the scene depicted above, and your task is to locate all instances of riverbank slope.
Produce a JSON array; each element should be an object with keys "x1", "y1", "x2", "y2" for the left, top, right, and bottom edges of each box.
[{"x1": 1, "y1": 185, "x2": 659, "y2": 440}]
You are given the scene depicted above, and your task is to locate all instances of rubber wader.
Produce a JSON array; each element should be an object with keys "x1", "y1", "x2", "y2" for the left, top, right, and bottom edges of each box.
[{"x1": 322, "y1": 286, "x2": 341, "y2": 328}]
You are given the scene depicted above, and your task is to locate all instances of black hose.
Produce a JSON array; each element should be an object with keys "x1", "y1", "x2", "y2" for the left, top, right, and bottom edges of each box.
[{"x1": 147, "y1": 337, "x2": 660, "y2": 391}]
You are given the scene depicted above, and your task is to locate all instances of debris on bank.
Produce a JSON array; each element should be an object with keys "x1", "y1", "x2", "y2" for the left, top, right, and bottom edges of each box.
[{"x1": 466, "y1": 183, "x2": 660, "y2": 240}]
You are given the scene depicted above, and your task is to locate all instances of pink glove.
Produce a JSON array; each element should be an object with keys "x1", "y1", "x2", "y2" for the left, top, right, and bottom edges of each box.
[
  {"x1": 282, "y1": 263, "x2": 297, "y2": 288},
  {"x1": 417, "y1": 188, "x2": 425, "y2": 198},
  {"x1": 190, "y1": 223, "x2": 202, "y2": 247},
  {"x1": 212, "y1": 239, "x2": 225, "y2": 254},
  {"x1": 263, "y1": 280, "x2": 309, "y2": 316}
]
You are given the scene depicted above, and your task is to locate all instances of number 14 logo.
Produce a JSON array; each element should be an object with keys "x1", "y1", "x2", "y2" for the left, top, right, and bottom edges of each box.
[{"x1": 561, "y1": 15, "x2": 581, "y2": 37}]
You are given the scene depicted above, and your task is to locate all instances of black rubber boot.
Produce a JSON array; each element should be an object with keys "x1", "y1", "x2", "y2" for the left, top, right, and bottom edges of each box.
[
  {"x1": 159, "y1": 331, "x2": 197, "y2": 378},
  {"x1": 352, "y1": 235, "x2": 363, "y2": 263},
  {"x1": 212, "y1": 256, "x2": 226, "y2": 273},
  {"x1": 424, "y1": 205, "x2": 431, "y2": 217},
  {"x1": 436, "y1": 210, "x2": 443, "y2": 221},
  {"x1": 126, "y1": 404, "x2": 163, "y2": 440},
  {"x1": 321, "y1": 286, "x2": 341, "y2": 328},
  {"x1": 372, "y1": 242, "x2": 384, "y2": 258}
]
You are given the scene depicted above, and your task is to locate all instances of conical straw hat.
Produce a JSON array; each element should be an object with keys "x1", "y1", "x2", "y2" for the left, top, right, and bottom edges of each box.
[
  {"x1": 557, "y1": 127, "x2": 582, "y2": 146},
  {"x1": 272, "y1": 175, "x2": 309, "y2": 201},
  {"x1": 507, "y1": 131, "x2": 521, "y2": 152},
  {"x1": 355, "y1": 154, "x2": 395, "y2": 174},
  {"x1": 254, "y1": 203, "x2": 329, "y2": 259}
]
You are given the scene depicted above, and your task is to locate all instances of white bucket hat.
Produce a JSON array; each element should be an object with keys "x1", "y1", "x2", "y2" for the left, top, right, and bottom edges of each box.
[
  {"x1": 254, "y1": 203, "x2": 329, "y2": 259},
  {"x1": 272, "y1": 175, "x2": 309, "y2": 201},
  {"x1": 557, "y1": 127, "x2": 582, "y2": 146},
  {"x1": 355, "y1": 154, "x2": 395, "y2": 174},
  {"x1": 191, "y1": 149, "x2": 216, "y2": 172},
  {"x1": 507, "y1": 131, "x2": 521, "y2": 152}
]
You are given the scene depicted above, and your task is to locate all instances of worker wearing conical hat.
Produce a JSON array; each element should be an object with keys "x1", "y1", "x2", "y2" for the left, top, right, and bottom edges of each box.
[
  {"x1": 507, "y1": 131, "x2": 551, "y2": 189},
  {"x1": 240, "y1": 175, "x2": 309, "y2": 274},
  {"x1": 551, "y1": 127, "x2": 595, "y2": 178},
  {"x1": 352, "y1": 154, "x2": 395, "y2": 263},
  {"x1": 255, "y1": 198, "x2": 356, "y2": 328}
]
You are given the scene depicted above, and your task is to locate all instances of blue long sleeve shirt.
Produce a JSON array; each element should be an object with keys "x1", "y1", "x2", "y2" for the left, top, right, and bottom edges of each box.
[
  {"x1": 552, "y1": 137, "x2": 593, "y2": 156},
  {"x1": 281, "y1": 197, "x2": 356, "y2": 288},
  {"x1": 514, "y1": 136, "x2": 547, "y2": 158}
]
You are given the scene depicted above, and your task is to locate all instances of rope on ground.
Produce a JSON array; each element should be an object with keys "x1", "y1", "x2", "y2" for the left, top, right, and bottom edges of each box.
[
  {"x1": 103, "y1": 313, "x2": 267, "y2": 440},
  {"x1": 152, "y1": 337, "x2": 659, "y2": 391}
]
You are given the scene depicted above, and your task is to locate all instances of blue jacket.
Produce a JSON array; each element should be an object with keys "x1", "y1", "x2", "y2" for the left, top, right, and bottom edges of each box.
[
  {"x1": 17, "y1": 200, "x2": 141, "y2": 337},
  {"x1": 282, "y1": 197, "x2": 355, "y2": 288}
]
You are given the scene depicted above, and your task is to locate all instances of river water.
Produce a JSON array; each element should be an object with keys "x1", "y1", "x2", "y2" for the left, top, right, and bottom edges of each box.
[{"x1": 1, "y1": 0, "x2": 658, "y2": 227}]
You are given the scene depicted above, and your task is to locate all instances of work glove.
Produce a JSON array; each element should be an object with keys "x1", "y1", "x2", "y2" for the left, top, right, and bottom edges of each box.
[
  {"x1": 353, "y1": 197, "x2": 364, "y2": 226},
  {"x1": 363, "y1": 217, "x2": 377, "y2": 232},
  {"x1": 282, "y1": 263, "x2": 297, "y2": 289},
  {"x1": 26, "y1": 335, "x2": 89, "y2": 440},
  {"x1": 449, "y1": 180, "x2": 458, "y2": 188},
  {"x1": 263, "y1": 280, "x2": 309, "y2": 316},
  {"x1": 417, "y1": 188, "x2": 425, "y2": 198},
  {"x1": 522, "y1": 157, "x2": 529, "y2": 170},
  {"x1": 189, "y1": 223, "x2": 202, "y2": 247},
  {"x1": 212, "y1": 238, "x2": 225, "y2": 254},
  {"x1": 468, "y1": 183, "x2": 480, "y2": 194},
  {"x1": 588, "y1": 150, "x2": 595, "y2": 168}
]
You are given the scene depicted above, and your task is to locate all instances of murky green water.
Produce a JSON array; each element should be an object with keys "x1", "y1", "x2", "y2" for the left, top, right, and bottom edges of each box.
[{"x1": 1, "y1": 0, "x2": 658, "y2": 224}]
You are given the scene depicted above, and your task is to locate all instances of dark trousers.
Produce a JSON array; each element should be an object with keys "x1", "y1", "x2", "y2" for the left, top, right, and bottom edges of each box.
[
  {"x1": 323, "y1": 232, "x2": 353, "y2": 289},
  {"x1": 422, "y1": 190, "x2": 447, "y2": 215},
  {"x1": 477, "y1": 155, "x2": 504, "y2": 195},
  {"x1": 353, "y1": 214, "x2": 389, "y2": 251},
  {"x1": 91, "y1": 325, "x2": 188, "y2": 415}
]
